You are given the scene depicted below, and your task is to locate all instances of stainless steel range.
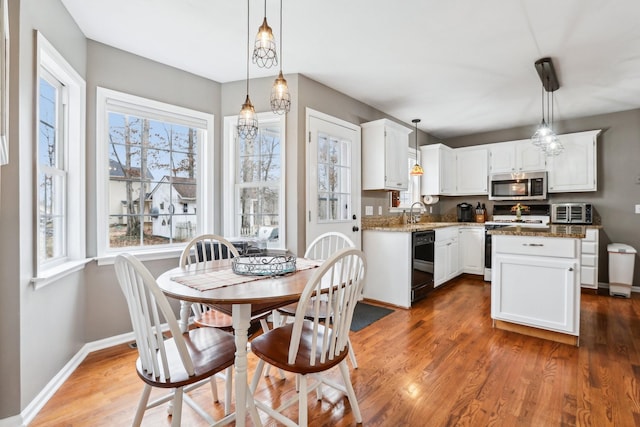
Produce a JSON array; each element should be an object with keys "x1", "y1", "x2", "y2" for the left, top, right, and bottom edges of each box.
[{"x1": 483, "y1": 204, "x2": 551, "y2": 281}]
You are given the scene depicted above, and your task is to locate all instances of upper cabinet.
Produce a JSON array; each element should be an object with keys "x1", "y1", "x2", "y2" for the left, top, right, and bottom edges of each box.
[
  {"x1": 547, "y1": 130, "x2": 600, "y2": 193},
  {"x1": 421, "y1": 145, "x2": 487, "y2": 196},
  {"x1": 420, "y1": 144, "x2": 456, "y2": 195},
  {"x1": 361, "y1": 119, "x2": 412, "y2": 191},
  {"x1": 456, "y1": 147, "x2": 488, "y2": 195},
  {"x1": 488, "y1": 139, "x2": 546, "y2": 174}
]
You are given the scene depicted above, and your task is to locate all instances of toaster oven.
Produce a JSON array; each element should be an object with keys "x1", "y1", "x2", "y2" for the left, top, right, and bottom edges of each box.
[{"x1": 551, "y1": 203, "x2": 593, "y2": 224}]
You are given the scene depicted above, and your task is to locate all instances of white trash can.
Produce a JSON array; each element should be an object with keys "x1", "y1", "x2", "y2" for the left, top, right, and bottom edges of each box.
[{"x1": 608, "y1": 243, "x2": 636, "y2": 298}]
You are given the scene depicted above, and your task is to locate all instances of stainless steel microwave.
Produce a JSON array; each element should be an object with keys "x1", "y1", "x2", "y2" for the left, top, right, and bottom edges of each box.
[{"x1": 489, "y1": 171, "x2": 547, "y2": 201}]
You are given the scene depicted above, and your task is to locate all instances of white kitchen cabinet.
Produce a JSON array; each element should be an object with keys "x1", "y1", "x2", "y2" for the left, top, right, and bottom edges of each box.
[
  {"x1": 456, "y1": 147, "x2": 488, "y2": 195},
  {"x1": 420, "y1": 144, "x2": 456, "y2": 195},
  {"x1": 362, "y1": 230, "x2": 412, "y2": 308},
  {"x1": 362, "y1": 119, "x2": 412, "y2": 191},
  {"x1": 435, "y1": 226, "x2": 461, "y2": 286},
  {"x1": 492, "y1": 235, "x2": 581, "y2": 336},
  {"x1": 459, "y1": 226, "x2": 485, "y2": 275},
  {"x1": 547, "y1": 130, "x2": 600, "y2": 193},
  {"x1": 488, "y1": 139, "x2": 546, "y2": 174},
  {"x1": 581, "y1": 228, "x2": 599, "y2": 289}
]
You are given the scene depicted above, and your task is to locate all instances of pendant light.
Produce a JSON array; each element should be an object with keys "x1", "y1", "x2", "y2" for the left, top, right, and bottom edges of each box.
[
  {"x1": 410, "y1": 119, "x2": 424, "y2": 176},
  {"x1": 238, "y1": 0, "x2": 258, "y2": 141},
  {"x1": 270, "y1": 0, "x2": 290, "y2": 114},
  {"x1": 531, "y1": 58, "x2": 563, "y2": 156},
  {"x1": 252, "y1": 0, "x2": 277, "y2": 68}
]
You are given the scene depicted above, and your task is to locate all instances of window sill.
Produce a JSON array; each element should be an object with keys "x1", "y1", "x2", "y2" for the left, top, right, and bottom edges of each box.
[
  {"x1": 31, "y1": 258, "x2": 93, "y2": 290},
  {"x1": 96, "y1": 247, "x2": 184, "y2": 266}
]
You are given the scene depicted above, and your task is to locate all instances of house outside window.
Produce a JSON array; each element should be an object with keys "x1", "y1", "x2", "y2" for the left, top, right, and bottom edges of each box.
[
  {"x1": 96, "y1": 88, "x2": 214, "y2": 261},
  {"x1": 34, "y1": 32, "x2": 86, "y2": 285},
  {"x1": 223, "y1": 113, "x2": 285, "y2": 249}
]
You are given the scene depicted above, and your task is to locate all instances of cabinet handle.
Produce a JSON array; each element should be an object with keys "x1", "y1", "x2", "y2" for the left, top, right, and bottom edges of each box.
[
  {"x1": 568, "y1": 267, "x2": 574, "y2": 272},
  {"x1": 522, "y1": 243, "x2": 544, "y2": 247}
]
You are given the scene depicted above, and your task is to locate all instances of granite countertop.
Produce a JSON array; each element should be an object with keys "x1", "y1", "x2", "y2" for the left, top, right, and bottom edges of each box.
[
  {"x1": 487, "y1": 224, "x2": 599, "y2": 238},
  {"x1": 363, "y1": 222, "x2": 486, "y2": 232}
]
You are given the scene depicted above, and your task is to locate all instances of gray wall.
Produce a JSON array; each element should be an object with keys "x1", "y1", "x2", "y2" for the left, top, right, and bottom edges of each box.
[
  {"x1": 0, "y1": 0, "x2": 87, "y2": 419},
  {"x1": 83, "y1": 40, "x2": 222, "y2": 340},
  {"x1": 439, "y1": 108, "x2": 640, "y2": 286}
]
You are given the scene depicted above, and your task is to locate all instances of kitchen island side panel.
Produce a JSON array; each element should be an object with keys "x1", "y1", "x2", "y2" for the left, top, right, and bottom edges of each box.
[{"x1": 362, "y1": 230, "x2": 412, "y2": 308}]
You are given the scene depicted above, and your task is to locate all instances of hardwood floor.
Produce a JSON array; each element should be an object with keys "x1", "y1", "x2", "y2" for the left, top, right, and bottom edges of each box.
[{"x1": 30, "y1": 276, "x2": 640, "y2": 426}]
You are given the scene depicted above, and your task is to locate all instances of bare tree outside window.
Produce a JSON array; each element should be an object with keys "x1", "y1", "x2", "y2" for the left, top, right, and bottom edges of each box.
[
  {"x1": 108, "y1": 112, "x2": 198, "y2": 248},
  {"x1": 237, "y1": 123, "x2": 281, "y2": 242}
]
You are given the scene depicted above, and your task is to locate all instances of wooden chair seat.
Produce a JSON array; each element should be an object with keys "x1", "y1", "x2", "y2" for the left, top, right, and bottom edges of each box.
[
  {"x1": 251, "y1": 321, "x2": 348, "y2": 375},
  {"x1": 136, "y1": 327, "x2": 235, "y2": 388}
]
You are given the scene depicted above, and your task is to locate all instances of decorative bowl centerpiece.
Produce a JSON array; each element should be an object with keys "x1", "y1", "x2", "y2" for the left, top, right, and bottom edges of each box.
[{"x1": 232, "y1": 251, "x2": 296, "y2": 277}]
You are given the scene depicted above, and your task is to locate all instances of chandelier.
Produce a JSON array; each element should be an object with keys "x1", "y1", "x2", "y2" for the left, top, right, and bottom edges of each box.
[
  {"x1": 531, "y1": 57, "x2": 563, "y2": 156},
  {"x1": 238, "y1": 0, "x2": 258, "y2": 141},
  {"x1": 270, "y1": 0, "x2": 290, "y2": 114},
  {"x1": 410, "y1": 119, "x2": 424, "y2": 176},
  {"x1": 252, "y1": 0, "x2": 278, "y2": 68}
]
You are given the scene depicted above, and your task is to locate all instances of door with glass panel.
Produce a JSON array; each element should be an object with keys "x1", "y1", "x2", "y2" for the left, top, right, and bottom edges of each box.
[{"x1": 306, "y1": 109, "x2": 361, "y2": 250}]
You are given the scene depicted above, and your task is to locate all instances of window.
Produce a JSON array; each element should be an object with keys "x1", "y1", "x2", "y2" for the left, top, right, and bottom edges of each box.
[
  {"x1": 34, "y1": 32, "x2": 87, "y2": 285},
  {"x1": 96, "y1": 88, "x2": 214, "y2": 261},
  {"x1": 390, "y1": 148, "x2": 421, "y2": 210},
  {"x1": 223, "y1": 113, "x2": 285, "y2": 249}
]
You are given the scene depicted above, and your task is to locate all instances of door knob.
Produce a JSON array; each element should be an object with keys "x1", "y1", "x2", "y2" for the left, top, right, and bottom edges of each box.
[{"x1": 352, "y1": 226, "x2": 359, "y2": 232}]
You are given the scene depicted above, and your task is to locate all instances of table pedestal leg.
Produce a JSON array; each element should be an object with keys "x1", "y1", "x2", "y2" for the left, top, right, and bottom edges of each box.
[
  {"x1": 232, "y1": 304, "x2": 262, "y2": 427},
  {"x1": 178, "y1": 300, "x2": 191, "y2": 333}
]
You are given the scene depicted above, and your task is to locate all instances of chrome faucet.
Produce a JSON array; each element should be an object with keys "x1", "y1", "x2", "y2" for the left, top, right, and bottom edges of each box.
[{"x1": 409, "y1": 201, "x2": 425, "y2": 224}]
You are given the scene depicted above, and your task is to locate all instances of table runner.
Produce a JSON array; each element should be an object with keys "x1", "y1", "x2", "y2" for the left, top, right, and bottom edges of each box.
[{"x1": 171, "y1": 258, "x2": 322, "y2": 292}]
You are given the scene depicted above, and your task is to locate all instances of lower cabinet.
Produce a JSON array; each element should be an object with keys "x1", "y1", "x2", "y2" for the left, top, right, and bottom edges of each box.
[
  {"x1": 362, "y1": 230, "x2": 412, "y2": 308},
  {"x1": 435, "y1": 227, "x2": 461, "y2": 287},
  {"x1": 491, "y1": 235, "x2": 581, "y2": 336},
  {"x1": 458, "y1": 226, "x2": 485, "y2": 275},
  {"x1": 581, "y1": 228, "x2": 599, "y2": 289}
]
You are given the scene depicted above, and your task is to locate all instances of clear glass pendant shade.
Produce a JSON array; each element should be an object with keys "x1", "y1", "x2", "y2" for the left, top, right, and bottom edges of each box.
[
  {"x1": 237, "y1": 97, "x2": 258, "y2": 141},
  {"x1": 253, "y1": 17, "x2": 277, "y2": 68},
  {"x1": 270, "y1": 71, "x2": 290, "y2": 114}
]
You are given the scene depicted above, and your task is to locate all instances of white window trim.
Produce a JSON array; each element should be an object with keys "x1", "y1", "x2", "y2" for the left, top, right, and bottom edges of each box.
[
  {"x1": 31, "y1": 31, "x2": 87, "y2": 288},
  {"x1": 389, "y1": 147, "x2": 422, "y2": 212},
  {"x1": 222, "y1": 112, "x2": 286, "y2": 249},
  {"x1": 95, "y1": 87, "x2": 214, "y2": 265}
]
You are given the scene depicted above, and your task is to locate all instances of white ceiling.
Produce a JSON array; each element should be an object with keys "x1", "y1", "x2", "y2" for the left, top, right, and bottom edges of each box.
[{"x1": 60, "y1": 0, "x2": 640, "y2": 139}]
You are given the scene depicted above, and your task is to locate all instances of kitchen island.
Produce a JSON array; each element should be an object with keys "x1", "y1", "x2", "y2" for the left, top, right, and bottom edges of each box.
[
  {"x1": 488, "y1": 224, "x2": 587, "y2": 346},
  {"x1": 362, "y1": 221, "x2": 484, "y2": 308}
]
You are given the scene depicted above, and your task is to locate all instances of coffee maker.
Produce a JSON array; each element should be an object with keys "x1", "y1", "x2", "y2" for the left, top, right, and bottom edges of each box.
[{"x1": 457, "y1": 203, "x2": 474, "y2": 222}]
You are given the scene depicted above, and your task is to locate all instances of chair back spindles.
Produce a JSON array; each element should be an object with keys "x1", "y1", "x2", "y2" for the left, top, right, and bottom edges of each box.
[{"x1": 115, "y1": 254, "x2": 194, "y2": 379}]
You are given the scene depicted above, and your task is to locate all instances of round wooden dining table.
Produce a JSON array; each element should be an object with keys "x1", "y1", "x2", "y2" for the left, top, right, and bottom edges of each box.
[{"x1": 156, "y1": 258, "x2": 320, "y2": 427}]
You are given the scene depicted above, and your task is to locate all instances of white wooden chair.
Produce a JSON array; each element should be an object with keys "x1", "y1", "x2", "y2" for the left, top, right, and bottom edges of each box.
[
  {"x1": 250, "y1": 248, "x2": 367, "y2": 426},
  {"x1": 114, "y1": 253, "x2": 236, "y2": 427},
  {"x1": 276, "y1": 231, "x2": 359, "y2": 368}
]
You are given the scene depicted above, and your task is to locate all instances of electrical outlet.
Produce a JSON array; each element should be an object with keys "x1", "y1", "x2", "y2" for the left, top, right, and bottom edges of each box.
[
  {"x1": 635, "y1": 204, "x2": 640, "y2": 214},
  {"x1": 378, "y1": 206, "x2": 383, "y2": 215}
]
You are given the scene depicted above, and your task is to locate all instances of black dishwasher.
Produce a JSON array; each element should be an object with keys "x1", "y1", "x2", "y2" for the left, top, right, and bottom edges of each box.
[{"x1": 412, "y1": 231, "x2": 435, "y2": 303}]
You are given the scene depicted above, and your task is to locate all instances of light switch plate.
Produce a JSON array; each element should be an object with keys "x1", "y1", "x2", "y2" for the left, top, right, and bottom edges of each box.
[
  {"x1": 635, "y1": 204, "x2": 640, "y2": 214},
  {"x1": 378, "y1": 206, "x2": 383, "y2": 215},
  {"x1": 365, "y1": 205, "x2": 373, "y2": 216}
]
